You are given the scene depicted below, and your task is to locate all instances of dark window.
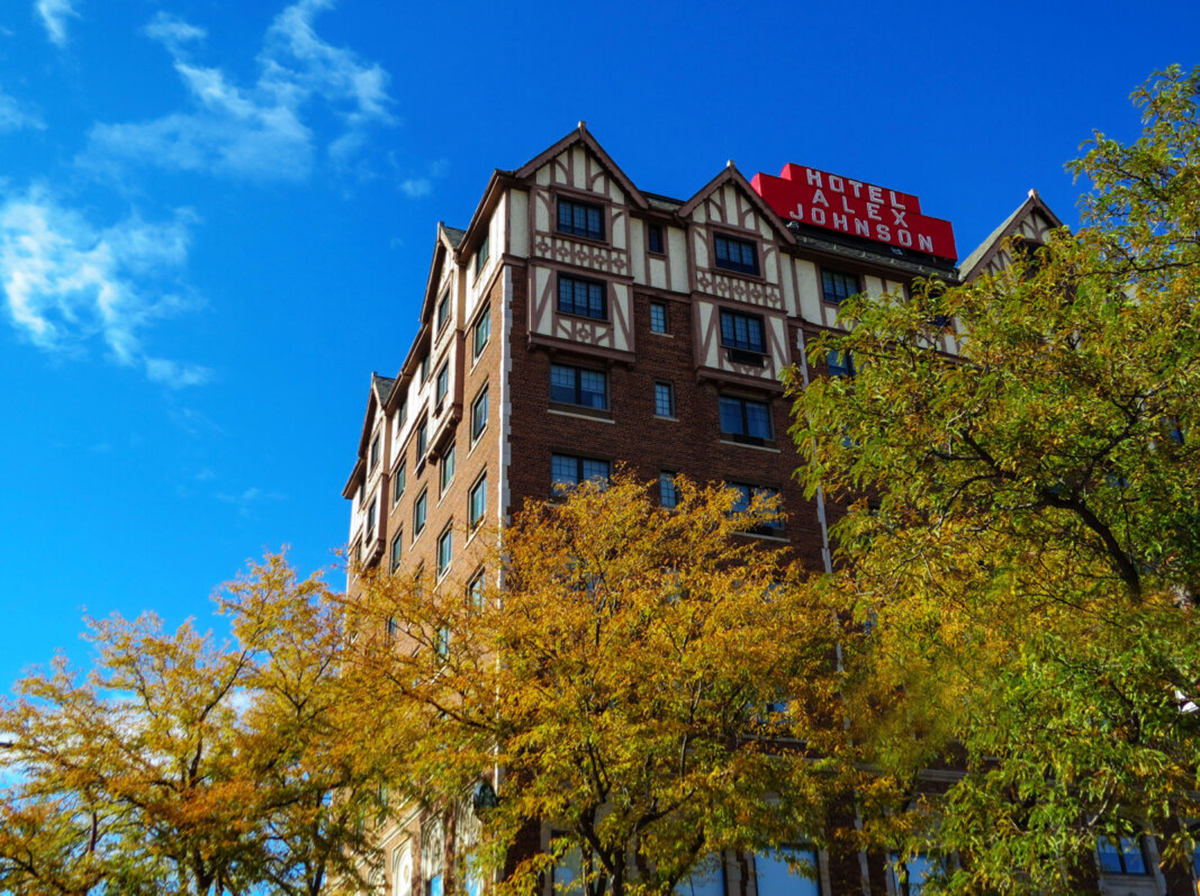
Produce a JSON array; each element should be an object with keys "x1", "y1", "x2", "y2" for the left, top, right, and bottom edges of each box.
[
  {"x1": 469, "y1": 474, "x2": 487, "y2": 529},
  {"x1": 471, "y1": 386, "x2": 489, "y2": 442},
  {"x1": 552, "y1": 454, "x2": 610, "y2": 491},
  {"x1": 473, "y1": 304, "x2": 490, "y2": 358},
  {"x1": 392, "y1": 461, "x2": 406, "y2": 504},
  {"x1": 420, "y1": 354, "x2": 430, "y2": 382},
  {"x1": 366, "y1": 498, "x2": 377, "y2": 539},
  {"x1": 660, "y1": 471, "x2": 678, "y2": 508},
  {"x1": 648, "y1": 223, "x2": 664, "y2": 254},
  {"x1": 475, "y1": 234, "x2": 489, "y2": 275},
  {"x1": 558, "y1": 198, "x2": 605, "y2": 240},
  {"x1": 439, "y1": 442, "x2": 455, "y2": 494},
  {"x1": 821, "y1": 269, "x2": 860, "y2": 305},
  {"x1": 437, "y1": 526, "x2": 453, "y2": 577},
  {"x1": 729, "y1": 483, "x2": 784, "y2": 533},
  {"x1": 435, "y1": 363, "x2": 449, "y2": 408},
  {"x1": 436, "y1": 290, "x2": 450, "y2": 332},
  {"x1": 386, "y1": 615, "x2": 399, "y2": 641},
  {"x1": 369, "y1": 435, "x2": 380, "y2": 471},
  {"x1": 719, "y1": 310, "x2": 765, "y2": 353},
  {"x1": 649, "y1": 301, "x2": 668, "y2": 334},
  {"x1": 827, "y1": 350, "x2": 856, "y2": 378},
  {"x1": 654, "y1": 381, "x2": 675, "y2": 418},
  {"x1": 930, "y1": 314, "x2": 952, "y2": 330},
  {"x1": 714, "y1": 234, "x2": 759, "y2": 275},
  {"x1": 413, "y1": 489, "x2": 427, "y2": 536},
  {"x1": 398, "y1": 398, "x2": 407, "y2": 428},
  {"x1": 557, "y1": 275, "x2": 606, "y2": 320},
  {"x1": 719, "y1": 395, "x2": 772, "y2": 442},
  {"x1": 417, "y1": 418, "x2": 428, "y2": 458},
  {"x1": 550, "y1": 364, "x2": 608, "y2": 410},
  {"x1": 1097, "y1": 837, "x2": 1149, "y2": 875},
  {"x1": 390, "y1": 531, "x2": 403, "y2": 572}
]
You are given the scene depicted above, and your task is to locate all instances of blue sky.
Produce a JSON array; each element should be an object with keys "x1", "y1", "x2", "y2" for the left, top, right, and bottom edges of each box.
[{"x1": 0, "y1": 0, "x2": 1196, "y2": 687}]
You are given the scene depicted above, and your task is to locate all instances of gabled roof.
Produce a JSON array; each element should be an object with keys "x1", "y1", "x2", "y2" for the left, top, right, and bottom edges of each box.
[
  {"x1": 343, "y1": 372, "x2": 392, "y2": 497},
  {"x1": 419, "y1": 222, "x2": 466, "y2": 323},
  {"x1": 676, "y1": 163, "x2": 797, "y2": 247},
  {"x1": 511, "y1": 122, "x2": 650, "y2": 211},
  {"x1": 958, "y1": 189, "x2": 1064, "y2": 282}
]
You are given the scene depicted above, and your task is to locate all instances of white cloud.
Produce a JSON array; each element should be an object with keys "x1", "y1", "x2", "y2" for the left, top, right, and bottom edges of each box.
[
  {"x1": 85, "y1": 0, "x2": 394, "y2": 184},
  {"x1": 0, "y1": 84, "x2": 43, "y2": 132},
  {"x1": 142, "y1": 11, "x2": 206, "y2": 51},
  {"x1": 35, "y1": 0, "x2": 79, "y2": 47},
  {"x1": 0, "y1": 187, "x2": 211, "y2": 387}
]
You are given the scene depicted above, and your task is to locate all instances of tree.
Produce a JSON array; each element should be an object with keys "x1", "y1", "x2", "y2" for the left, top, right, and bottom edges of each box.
[
  {"x1": 787, "y1": 66, "x2": 1200, "y2": 892},
  {"x1": 347, "y1": 474, "x2": 846, "y2": 896},
  {"x1": 0, "y1": 555, "x2": 386, "y2": 895}
]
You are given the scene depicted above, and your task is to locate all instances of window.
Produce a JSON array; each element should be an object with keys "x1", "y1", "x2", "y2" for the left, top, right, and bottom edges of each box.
[
  {"x1": 719, "y1": 395, "x2": 772, "y2": 442},
  {"x1": 390, "y1": 530, "x2": 403, "y2": 572},
  {"x1": 413, "y1": 489, "x2": 428, "y2": 536},
  {"x1": 392, "y1": 461, "x2": 406, "y2": 505},
  {"x1": 473, "y1": 304, "x2": 490, "y2": 358},
  {"x1": 714, "y1": 233, "x2": 759, "y2": 275},
  {"x1": 755, "y1": 848, "x2": 819, "y2": 896},
  {"x1": 468, "y1": 568, "x2": 486, "y2": 608},
  {"x1": 471, "y1": 386, "x2": 489, "y2": 442},
  {"x1": 552, "y1": 454, "x2": 610, "y2": 491},
  {"x1": 649, "y1": 301, "x2": 668, "y2": 334},
  {"x1": 435, "y1": 363, "x2": 449, "y2": 409},
  {"x1": 436, "y1": 290, "x2": 450, "y2": 333},
  {"x1": 887, "y1": 853, "x2": 942, "y2": 896},
  {"x1": 417, "y1": 417, "x2": 428, "y2": 458},
  {"x1": 437, "y1": 525, "x2": 453, "y2": 577},
  {"x1": 426, "y1": 873, "x2": 443, "y2": 896},
  {"x1": 827, "y1": 350, "x2": 856, "y2": 378},
  {"x1": 654, "y1": 381, "x2": 675, "y2": 418},
  {"x1": 440, "y1": 442, "x2": 456, "y2": 494},
  {"x1": 420, "y1": 354, "x2": 430, "y2": 382},
  {"x1": 369, "y1": 435, "x2": 380, "y2": 472},
  {"x1": 398, "y1": 397, "x2": 407, "y2": 428},
  {"x1": 469, "y1": 474, "x2": 487, "y2": 529},
  {"x1": 366, "y1": 498, "x2": 377, "y2": 539},
  {"x1": 551, "y1": 837, "x2": 582, "y2": 895},
  {"x1": 1097, "y1": 836, "x2": 1149, "y2": 875},
  {"x1": 475, "y1": 233, "x2": 489, "y2": 276},
  {"x1": 557, "y1": 198, "x2": 605, "y2": 240},
  {"x1": 647, "y1": 223, "x2": 665, "y2": 254},
  {"x1": 720, "y1": 309, "x2": 766, "y2": 353},
  {"x1": 821, "y1": 269, "x2": 860, "y2": 305},
  {"x1": 729, "y1": 483, "x2": 784, "y2": 533},
  {"x1": 557, "y1": 275, "x2": 606, "y2": 320},
  {"x1": 551, "y1": 364, "x2": 608, "y2": 411},
  {"x1": 660, "y1": 471, "x2": 678, "y2": 509}
]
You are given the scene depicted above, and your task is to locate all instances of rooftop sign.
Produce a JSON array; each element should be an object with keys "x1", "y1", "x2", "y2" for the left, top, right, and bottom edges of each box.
[{"x1": 750, "y1": 164, "x2": 957, "y2": 261}]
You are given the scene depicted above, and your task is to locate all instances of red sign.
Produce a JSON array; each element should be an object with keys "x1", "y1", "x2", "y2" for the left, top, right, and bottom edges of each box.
[{"x1": 751, "y1": 163, "x2": 957, "y2": 260}]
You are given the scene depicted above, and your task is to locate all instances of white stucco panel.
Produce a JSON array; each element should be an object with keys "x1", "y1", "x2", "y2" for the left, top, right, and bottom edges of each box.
[{"x1": 510, "y1": 189, "x2": 529, "y2": 258}]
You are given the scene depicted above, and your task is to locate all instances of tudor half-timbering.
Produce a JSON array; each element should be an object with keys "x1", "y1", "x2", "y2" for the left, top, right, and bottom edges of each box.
[{"x1": 341, "y1": 126, "x2": 1189, "y2": 896}]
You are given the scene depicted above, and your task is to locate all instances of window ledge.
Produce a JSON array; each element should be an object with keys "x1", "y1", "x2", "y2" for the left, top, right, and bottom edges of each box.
[
  {"x1": 654, "y1": 415, "x2": 679, "y2": 423},
  {"x1": 736, "y1": 531, "x2": 789, "y2": 542},
  {"x1": 548, "y1": 408, "x2": 616, "y2": 424},
  {"x1": 720, "y1": 439, "x2": 781, "y2": 453},
  {"x1": 649, "y1": 331, "x2": 674, "y2": 338}
]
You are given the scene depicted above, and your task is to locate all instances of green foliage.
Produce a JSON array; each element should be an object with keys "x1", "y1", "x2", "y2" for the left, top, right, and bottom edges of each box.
[
  {"x1": 349, "y1": 474, "x2": 847, "y2": 896},
  {"x1": 788, "y1": 66, "x2": 1200, "y2": 892}
]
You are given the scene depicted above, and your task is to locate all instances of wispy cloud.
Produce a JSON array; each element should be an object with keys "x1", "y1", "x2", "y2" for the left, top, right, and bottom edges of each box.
[
  {"x1": 35, "y1": 0, "x2": 79, "y2": 47},
  {"x1": 216, "y1": 486, "x2": 284, "y2": 519},
  {"x1": 0, "y1": 187, "x2": 211, "y2": 387},
  {"x1": 0, "y1": 84, "x2": 44, "y2": 133},
  {"x1": 85, "y1": 0, "x2": 395, "y2": 184}
]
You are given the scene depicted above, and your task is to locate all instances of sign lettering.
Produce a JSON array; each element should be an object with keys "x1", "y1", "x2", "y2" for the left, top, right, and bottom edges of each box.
[{"x1": 750, "y1": 163, "x2": 957, "y2": 260}]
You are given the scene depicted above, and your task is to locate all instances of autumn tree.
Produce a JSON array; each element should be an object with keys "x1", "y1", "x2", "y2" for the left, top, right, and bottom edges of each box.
[
  {"x1": 789, "y1": 65, "x2": 1200, "y2": 892},
  {"x1": 0, "y1": 555, "x2": 386, "y2": 895},
  {"x1": 348, "y1": 474, "x2": 846, "y2": 896}
]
